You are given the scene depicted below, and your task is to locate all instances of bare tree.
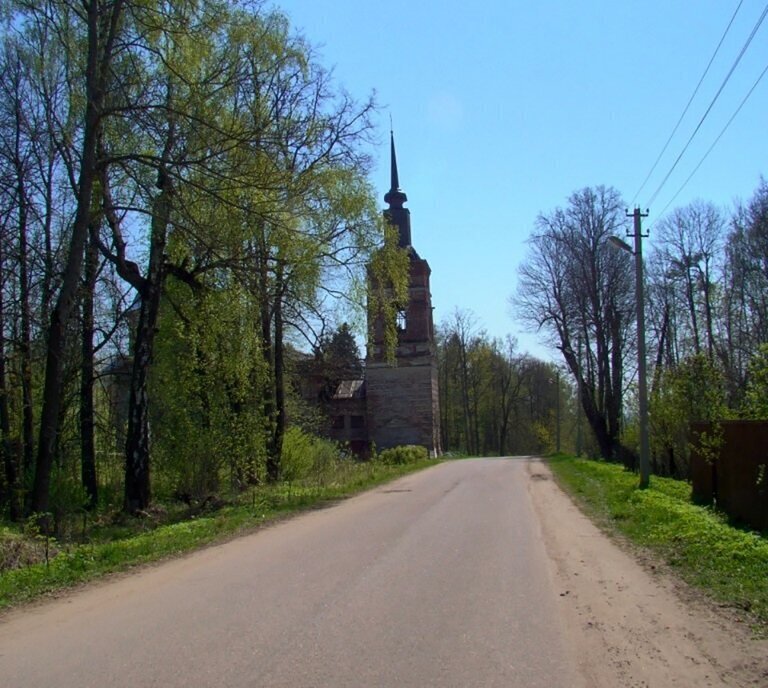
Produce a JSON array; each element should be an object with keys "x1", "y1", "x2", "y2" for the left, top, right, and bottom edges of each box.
[
  {"x1": 440, "y1": 309, "x2": 484, "y2": 455},
  {"x1": 487, "y1": 336, "x2": 529, "y2": 456},
  {"x1": 515, "y1": 186, "x2": 634, "y2": 462},
  {"x1": 722, "y1": 180, "x2": 768, "y2": 401},
  {"x1": 654, "y1": 201, "x2": 724, "y2": 362}
]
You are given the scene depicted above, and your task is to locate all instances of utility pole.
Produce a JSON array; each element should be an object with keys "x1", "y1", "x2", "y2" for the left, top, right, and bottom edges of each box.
[
  {"x1": 609, "y1": 210, "x2": 651, "y2": 487},
  {"x1": 576, "y1": 335, "x2": 583, "y2": 456},
  {"x1": 628, "y1": 207, "x2": 650, "y2": 489},
  {"x1": 556, "y1": 369, "x2": 561, "y2": 453}
]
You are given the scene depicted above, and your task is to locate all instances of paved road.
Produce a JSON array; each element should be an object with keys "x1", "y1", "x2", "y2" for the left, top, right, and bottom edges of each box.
[{"x1": 0, "y1": 458, "x2": 582, "y2": 687}]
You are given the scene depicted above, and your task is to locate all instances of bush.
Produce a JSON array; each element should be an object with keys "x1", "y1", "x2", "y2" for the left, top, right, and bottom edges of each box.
[
  {"x1": 308, "y1": 437, "x2": 341, "y2": 484},
  {"x1": 377, "y1": 445, "x2": 429, "y2": 465},
  {"x1": 0, "y1": 528, "x2": 48, "y2": 572},
  {"x1": 281, "y1": 427, "x2": 315, "y2": 483},
  {"x1": 281, "y1": 427, "x2": 344, "y2": 485}
]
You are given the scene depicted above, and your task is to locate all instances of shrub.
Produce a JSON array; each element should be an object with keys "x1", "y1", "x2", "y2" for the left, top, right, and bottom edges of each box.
[
  {"x1": 281, "y1": 427, "x2": 345, "y2": 485},
  {"x1": 281, "y1": 427, "x2": 315, "y2": 483},
  {"x1": 378, "y1": 445, "x2": 429, "y2": 465},
  {"x1": 0, "y1": 528, "x2": 52, "y2": 572},
  {"x1": 308, "y1": 436, "x2": 341, "y2": 484}
]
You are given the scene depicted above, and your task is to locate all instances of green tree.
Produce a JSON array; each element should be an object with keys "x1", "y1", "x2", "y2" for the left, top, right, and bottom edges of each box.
[
  {"x1": 650, "y1": 354, "x2": 728, "y2": 478},
  {"x1": 742, "y1": 344, "x2": 768, "y2": 419},
  {"x1": 151, "y1": 276, "x2": 266, "y2": 498},
  {"x1": 25, "y1": 0, "x2": 130, "y2": 515},
  {"x1": 314, "y1": 323, "x2": 363, "y2": 401}
]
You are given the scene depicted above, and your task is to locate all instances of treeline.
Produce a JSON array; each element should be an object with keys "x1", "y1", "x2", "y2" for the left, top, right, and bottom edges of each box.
[
  {"x1": 515, "y1": 182, "x2": 768, "y2": 478},
  {"x1": 0, "y1": 0, "x2": 404, "y2": 521},
  {"x1": 437, "y1": 310, "x2": 580, "y2": 457}
]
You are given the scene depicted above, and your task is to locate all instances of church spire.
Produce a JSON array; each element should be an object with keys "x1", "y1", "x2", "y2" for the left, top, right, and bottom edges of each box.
[{"x1": 384, "y1": 130, "x2": 408, "y2": 209}]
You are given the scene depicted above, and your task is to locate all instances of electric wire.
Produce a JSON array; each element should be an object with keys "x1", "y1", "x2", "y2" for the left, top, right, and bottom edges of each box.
[
  {"x1": 655, "y1": 59, "x2": 768, "y2": 220},
  {"x1": 645, "y1": 2, "x2": 768, "y2": 208},
  {"x1": 630, "y1": 0, "x2": 744, "y2": 206}
]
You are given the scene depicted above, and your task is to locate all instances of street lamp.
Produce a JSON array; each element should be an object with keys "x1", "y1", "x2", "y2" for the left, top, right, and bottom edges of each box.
[
  {"x1": 608, "y1": 235, "x2": 633, "y2": 253},
  {"x1": 609, "y1": 209, "x2": 650, "y2": 489}
]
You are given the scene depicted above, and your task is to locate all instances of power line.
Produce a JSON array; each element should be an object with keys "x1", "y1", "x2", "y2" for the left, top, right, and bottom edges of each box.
[
  {"x1": 645, "y1": 2, "x2": 768, "y2": 208},
  {"x1": 655, "y1": 59, "x2": 768, "y2": 220},
  {"x1": 631, "y1": 0, "x2": 744, "y2": 206}
]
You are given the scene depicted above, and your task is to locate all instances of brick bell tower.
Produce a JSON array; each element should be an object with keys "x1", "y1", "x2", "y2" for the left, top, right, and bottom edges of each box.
[{"x1": 366, "y1": 132, "x2": 442, "y2": 456}]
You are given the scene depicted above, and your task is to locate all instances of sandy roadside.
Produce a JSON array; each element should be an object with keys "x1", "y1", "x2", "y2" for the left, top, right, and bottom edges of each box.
[{"x1": 527, "y1": 457, "x2": 768, "y2": 688}]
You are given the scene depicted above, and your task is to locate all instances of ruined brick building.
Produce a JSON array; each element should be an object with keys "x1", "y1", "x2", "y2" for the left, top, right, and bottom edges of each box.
[{"x1": 324, "y1": 133, "x2": 442, "y2": 456}]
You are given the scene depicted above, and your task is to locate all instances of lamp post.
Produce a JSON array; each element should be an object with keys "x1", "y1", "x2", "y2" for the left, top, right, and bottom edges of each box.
[{"x1": 608, "y1": 208, "x2": 650, "y2": 489}]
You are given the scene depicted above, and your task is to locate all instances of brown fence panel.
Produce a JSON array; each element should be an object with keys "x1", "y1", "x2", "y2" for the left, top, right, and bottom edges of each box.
[{"x1": 690, "y1": 421, "x2": 768, "y2": 532}]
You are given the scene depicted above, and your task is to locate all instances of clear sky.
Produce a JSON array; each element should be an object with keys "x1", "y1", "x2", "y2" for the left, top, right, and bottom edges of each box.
[{"x1": 270, "y1": 0, "x2": 768, "y2": 361}]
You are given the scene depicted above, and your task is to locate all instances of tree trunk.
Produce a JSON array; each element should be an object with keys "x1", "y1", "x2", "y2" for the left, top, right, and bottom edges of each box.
[
  {"x1": 563, "y1": 340, "x2": 620, "y2": 461},
  {"x1": 471, "y1": 375, "x2": 481, "y2": 455},
  {"x1": 685, "y1": 272, "x2": 701, "y2": 356},
  {"x1": 0, "y1": 238, "x2": 22, "y2": 521},
  {"x1": 259, "y1": 234, "x2": 278, "y2": 483},
  {"x1": 80, "y1": 235, "x2": 98, "y2": 509},
  {"x1": 271, "y1": 265, "x2": 286, "y2": 477},
  {"x1": 459, "y1": 351, "x2": 472, "y2": 454},
  {"x1": 702, "y1": 268, "x2": 716, "y2": 361},
  {"x1": 653, "y1": 303, "x2": 670, "y2": 392},
  {"x1": 16, "y1": 143, "x2": 35, "y2": 481},
  {"x1": 40, "y1": 154, "x2": 56, "y2": 331},
  {"x1": 608, "y1": 306, "x2": 624, "y2": 461},
  {"x1": 31, "y1": 0, "x2": 125, "y2": 515},
  {"x1": 582, "y1": 386, "x2": 614, "y2": 460},
  {"x1": 123, "y1": 188, "x2": 169, "y2": 514}
]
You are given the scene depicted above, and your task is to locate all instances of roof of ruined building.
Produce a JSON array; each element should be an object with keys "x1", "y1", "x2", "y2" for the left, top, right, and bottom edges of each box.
[{"x1": 333, "y1": 379, "x2": 366, "y2": 400}]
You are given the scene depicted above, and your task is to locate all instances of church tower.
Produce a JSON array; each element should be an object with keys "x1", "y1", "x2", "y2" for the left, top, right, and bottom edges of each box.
[{"x1": 366, "y1": 133, "x2": 442, "y2": 456}]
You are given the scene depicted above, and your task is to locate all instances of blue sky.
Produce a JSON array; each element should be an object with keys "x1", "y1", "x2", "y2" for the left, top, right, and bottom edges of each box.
[{"x1": 271, "y1": 1, "x2": 768, "y2": 361}]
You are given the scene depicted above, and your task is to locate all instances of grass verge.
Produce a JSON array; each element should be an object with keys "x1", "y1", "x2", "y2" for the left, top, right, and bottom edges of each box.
[
  {"x1": 548, "y1": 454, "x2": 768, "y2": 629},
  {"x1": 0, "y1": 459, "x2": 437, "y2": 611}
]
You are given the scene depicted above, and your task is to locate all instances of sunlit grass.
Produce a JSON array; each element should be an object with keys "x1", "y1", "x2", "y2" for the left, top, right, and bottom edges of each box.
[
  {"x1": 548, "y1": 455, "x2": 768, "y2": 629},
  {"x1": 0, "y1": 458, "x2": 436, "y2": 610}
]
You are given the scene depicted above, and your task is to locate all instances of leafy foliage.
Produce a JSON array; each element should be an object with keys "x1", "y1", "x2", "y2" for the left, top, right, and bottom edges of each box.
[
  {"x1": 0, "y1": 0, "x2": 384, "y2": 515},
  {"x1": 151, "y1": 278, "x2": 266, "y2": 498},
  {"x1": 742, "y1": 344, "x2": 768, "y2": 419},
  {"x1": 650, "y1": 354, "x2": 729, "y2": 477},
  {"x1": 0, "y1": 455, "x2": 437, "y2": 609},
  {"x1": 438, "y1": 313, "x2": 575, "y2": 456},
  {"x1": 367, "y1": 223, "x2": 410, "y2": 362},
  {"x1": 279, "y1": 428, "x2": 357, "y2": 488},
  {"x1": 377, "y1": 445, "x2": 429, "y2": 465}
]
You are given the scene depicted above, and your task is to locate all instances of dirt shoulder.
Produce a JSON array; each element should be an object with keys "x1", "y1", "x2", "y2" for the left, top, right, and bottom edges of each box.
[{"x1": 527, "y1": 458, "x2": 768, "y2": 688}]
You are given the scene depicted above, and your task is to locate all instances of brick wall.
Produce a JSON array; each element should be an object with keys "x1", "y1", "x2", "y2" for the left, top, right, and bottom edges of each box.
[{"x1": 366, "y1": 361, "x2": 440, "y2": 455}]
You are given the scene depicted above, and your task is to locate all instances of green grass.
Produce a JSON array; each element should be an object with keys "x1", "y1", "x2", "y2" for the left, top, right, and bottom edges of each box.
[
  {"x1": 0, "y1": 458, "x2": 437, "y2": 610},
  {"x1": 548, "y1": 455, "x2": 768, "y2": 628}
]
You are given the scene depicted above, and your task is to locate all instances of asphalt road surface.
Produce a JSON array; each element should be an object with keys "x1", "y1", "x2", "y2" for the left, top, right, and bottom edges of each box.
[{"x1": 0, "y1": 459, "x2": 585, "y2": 687}]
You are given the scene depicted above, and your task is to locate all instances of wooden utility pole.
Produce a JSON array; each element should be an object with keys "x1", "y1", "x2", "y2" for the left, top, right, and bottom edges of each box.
[{"x1": 628, "y1": 207, "x2": 650, "y2": 489}]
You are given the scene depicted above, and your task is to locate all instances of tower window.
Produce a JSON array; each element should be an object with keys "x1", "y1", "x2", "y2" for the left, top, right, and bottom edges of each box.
[{"x1": 396, "y1": 309, "x2": 407, "y2": 332}]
